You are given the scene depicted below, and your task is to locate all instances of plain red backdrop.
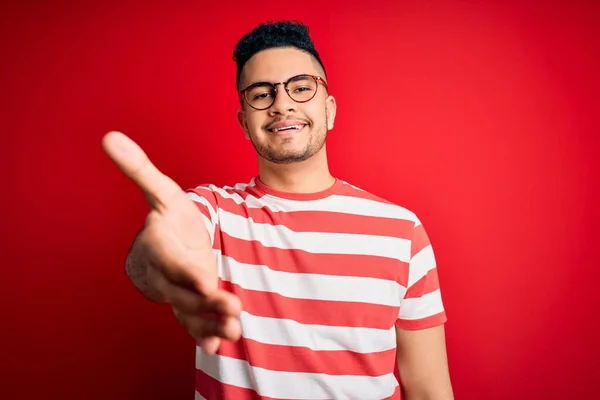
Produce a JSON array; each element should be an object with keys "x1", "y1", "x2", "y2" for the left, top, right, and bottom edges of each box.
[{"x1": 1, "y1": 1, "x2": 599, "y2": 399}]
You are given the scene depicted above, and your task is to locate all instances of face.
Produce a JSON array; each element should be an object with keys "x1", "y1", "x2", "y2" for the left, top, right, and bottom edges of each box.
[{"x1": 237, "y1": 47, "x2": 336, "y2": 165}]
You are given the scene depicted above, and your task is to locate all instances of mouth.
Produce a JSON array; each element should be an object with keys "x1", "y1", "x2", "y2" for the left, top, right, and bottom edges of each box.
[{"x1": 267, "y1": 124, "x2": 307, "y2": 134}]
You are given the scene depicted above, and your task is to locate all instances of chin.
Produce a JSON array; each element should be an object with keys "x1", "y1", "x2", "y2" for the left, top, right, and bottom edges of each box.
[
  {"x1": 258, "y1": 145, "x2": 315, "y2": 164},
  {"x1": 265, "y1": 153, "x2": 313, "y2": 164}
]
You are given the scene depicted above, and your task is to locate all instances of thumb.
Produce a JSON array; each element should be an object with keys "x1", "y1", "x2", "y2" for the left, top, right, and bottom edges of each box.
[{"x1": 102, "y1": 131, "x2": 183, "y2": 210}]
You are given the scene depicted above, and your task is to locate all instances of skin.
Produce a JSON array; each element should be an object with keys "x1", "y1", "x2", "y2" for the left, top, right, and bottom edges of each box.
[
  {"x1": 236, "y1": 47, "x2": 337, "y2": 194},
  {"x1": 102, "y1": 46, "x2": 453, "y2": 399}
]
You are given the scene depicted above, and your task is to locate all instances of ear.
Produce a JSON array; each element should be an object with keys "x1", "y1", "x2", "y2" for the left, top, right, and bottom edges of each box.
[
  {"x1": 237, "y1": 108, "x2": 250, "y2": 139},
  {"x1": 325, "y1": 95, "x2": 337, "y2": 130}
]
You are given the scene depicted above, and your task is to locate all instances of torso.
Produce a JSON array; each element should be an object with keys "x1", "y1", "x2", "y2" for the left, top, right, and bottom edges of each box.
[{"x1": 187, "y1": 178, "x2": 423, "y2": 399}]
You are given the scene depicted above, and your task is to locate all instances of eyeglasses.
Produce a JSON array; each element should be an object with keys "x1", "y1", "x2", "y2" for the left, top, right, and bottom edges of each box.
[{"x1": 239, "y1": 74, "x2": 328, "y2": 111}]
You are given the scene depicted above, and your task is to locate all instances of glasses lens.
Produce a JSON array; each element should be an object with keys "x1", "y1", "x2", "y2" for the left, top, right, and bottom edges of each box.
[
  {"x1": 246, "y1": 84, "x2": 275, "y2": 109},
  {"x1": 287, "y1": 75, "x2": 318, "y2": 102}
]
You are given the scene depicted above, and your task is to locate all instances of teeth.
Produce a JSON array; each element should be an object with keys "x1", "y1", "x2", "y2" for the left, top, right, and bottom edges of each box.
[{"x1": 273, "y1": 125, "x2": 303, "y2": 132}]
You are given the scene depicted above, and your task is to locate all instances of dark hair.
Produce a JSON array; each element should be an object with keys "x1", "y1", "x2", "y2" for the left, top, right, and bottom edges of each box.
[{"x1": 233, "y1": 20, "x2": 327, "y2": 90}]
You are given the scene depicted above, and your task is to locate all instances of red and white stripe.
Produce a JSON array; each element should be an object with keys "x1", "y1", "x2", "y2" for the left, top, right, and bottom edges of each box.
[{"x1": 186, "y1": 178, "x2": 446, "y2": 399}]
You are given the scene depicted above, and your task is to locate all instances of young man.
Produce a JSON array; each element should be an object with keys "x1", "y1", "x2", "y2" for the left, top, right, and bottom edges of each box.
[{"x1": 103, "y1": 21, "x2": 454, "y2": 400}]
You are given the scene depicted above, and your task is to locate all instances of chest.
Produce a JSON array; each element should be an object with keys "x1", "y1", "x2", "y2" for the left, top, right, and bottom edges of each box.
[{"x1": 214, "y1": 206, "x2": 407, "y2": 333}]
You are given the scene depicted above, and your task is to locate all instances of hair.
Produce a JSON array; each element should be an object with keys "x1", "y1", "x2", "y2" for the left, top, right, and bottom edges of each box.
[{"x1": 233, "y1": 20, "x2": 327, "y2": 90}]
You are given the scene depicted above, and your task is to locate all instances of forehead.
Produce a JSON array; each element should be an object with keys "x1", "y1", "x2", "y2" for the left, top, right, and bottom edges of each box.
[{"x1": 240, "y1": 47, "x2": 322, "y2": 87}]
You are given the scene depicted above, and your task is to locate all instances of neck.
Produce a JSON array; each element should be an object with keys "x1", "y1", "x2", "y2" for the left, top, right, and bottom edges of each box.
[{"x1": 257, "y1": 145, "x2": 335, "y2": 193}]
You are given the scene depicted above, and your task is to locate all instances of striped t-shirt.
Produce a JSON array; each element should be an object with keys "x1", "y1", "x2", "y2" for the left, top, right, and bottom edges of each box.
[{"x1": 185, "y1": 177, "x2": 447, "y2": 400}]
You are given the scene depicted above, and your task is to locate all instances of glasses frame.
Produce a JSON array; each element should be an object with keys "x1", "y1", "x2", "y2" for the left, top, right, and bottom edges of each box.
[{"x1": 239, "y1": 74, "x2": 328, "y2": 111}]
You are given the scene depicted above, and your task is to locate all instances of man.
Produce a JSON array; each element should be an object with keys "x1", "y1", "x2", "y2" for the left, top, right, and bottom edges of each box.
[{"x1": 103, "y1": 20, "x2": 454, "y2": 399}]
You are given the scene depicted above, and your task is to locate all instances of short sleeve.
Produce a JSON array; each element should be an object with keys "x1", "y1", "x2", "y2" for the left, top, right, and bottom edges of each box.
[
  {"x1": 185, "y1": 185, "x2": 219, "y2": 248},
  {"x1": 395, "y1": 216, "x2": 447, "y2": 330}
]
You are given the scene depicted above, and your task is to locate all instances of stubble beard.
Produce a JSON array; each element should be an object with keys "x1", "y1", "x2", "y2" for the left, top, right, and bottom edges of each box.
[{"x1": 251, "y1": 116, "x2": 329, "y2": 165}]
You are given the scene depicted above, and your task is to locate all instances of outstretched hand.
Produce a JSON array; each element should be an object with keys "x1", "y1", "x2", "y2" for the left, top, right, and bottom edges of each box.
[{"x1": 102, "y1": 131, "x2": 242, "y2": 354}]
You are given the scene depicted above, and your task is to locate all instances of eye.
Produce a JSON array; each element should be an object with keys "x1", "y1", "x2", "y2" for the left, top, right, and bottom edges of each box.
[
  {"x1": 252, "y1": 91, "x2": 273, "y2": 101},
  {"x1": 293, "y1": 86, "x2": 312, "y2": 93}
]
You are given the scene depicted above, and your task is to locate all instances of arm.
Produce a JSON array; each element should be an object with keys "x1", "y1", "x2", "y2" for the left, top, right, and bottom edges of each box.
[
  {"x1": 396, "y1": 324, "x2": 454, "y2": 400},
  {"x1": 395, "y1": 215, "x2": 454, "y2": 399}
]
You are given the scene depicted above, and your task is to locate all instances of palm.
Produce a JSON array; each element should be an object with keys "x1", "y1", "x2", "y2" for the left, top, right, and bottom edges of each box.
[{"x1": 159, "y1": 193, "x2": 217, "y2": 293}]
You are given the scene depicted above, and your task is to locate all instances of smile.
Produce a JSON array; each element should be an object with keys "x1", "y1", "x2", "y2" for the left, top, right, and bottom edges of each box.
[{"x1": 268, "y1": 124, "x2": 306, "y2": 133}]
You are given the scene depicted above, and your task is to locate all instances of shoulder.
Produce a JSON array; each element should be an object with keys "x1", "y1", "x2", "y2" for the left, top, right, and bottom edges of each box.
[
  {"x1": 336, "y1": 180, "x2": 421, "y2": 226},
  {"x1": 185, "y1": 178, "x2": 260, "y2": 203},
  {"x1": 187, "y1": 179, "x2": 254, "y2": 193}
]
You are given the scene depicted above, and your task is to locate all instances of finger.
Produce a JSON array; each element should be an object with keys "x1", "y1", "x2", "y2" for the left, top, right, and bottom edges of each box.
[
  {"x1": 174, "y1": 310, "x2": 242, "y2": 342},
  {"x1": 199, "y1": 337, "x2": 221, "y2": 355},
  {"x1": 101, "y1": 131, "x2": 183, "y2": 210},
  {"x1": 162, "y1": 278, "x2": 242, "y2": 317}
]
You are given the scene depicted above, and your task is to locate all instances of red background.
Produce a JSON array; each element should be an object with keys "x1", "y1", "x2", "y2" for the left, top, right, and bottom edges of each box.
[{"x1": 1, "y1": 1, "x2": 599, "y2": 399}]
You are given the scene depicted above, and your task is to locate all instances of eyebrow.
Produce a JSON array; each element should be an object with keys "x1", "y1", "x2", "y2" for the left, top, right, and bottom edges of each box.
[
  {"x1": 247, "y1": 81, "x2": 273, "y2": 88},
  {"x1": 245, "y1": 74, "x2": 313, "y2": 89}
]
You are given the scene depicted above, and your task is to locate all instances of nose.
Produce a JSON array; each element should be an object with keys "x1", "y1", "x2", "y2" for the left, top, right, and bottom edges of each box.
[{"x1": 269, "y1": 83, "x2": 297, "y2": 115}]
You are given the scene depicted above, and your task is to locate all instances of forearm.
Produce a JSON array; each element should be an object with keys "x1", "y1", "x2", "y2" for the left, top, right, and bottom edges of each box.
[
  {"x1": 403, "y1": 389, "x2": 454, "y2": 400},
  {"x1": 400, "y1": 369, "x2": 454, "y2": 400},
  {"x1": 125, "y1": 230, "x2": 166, "y2": 303},
  {"x1": 396, "y1": 325, "x2": 454, "y2": 400}
]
